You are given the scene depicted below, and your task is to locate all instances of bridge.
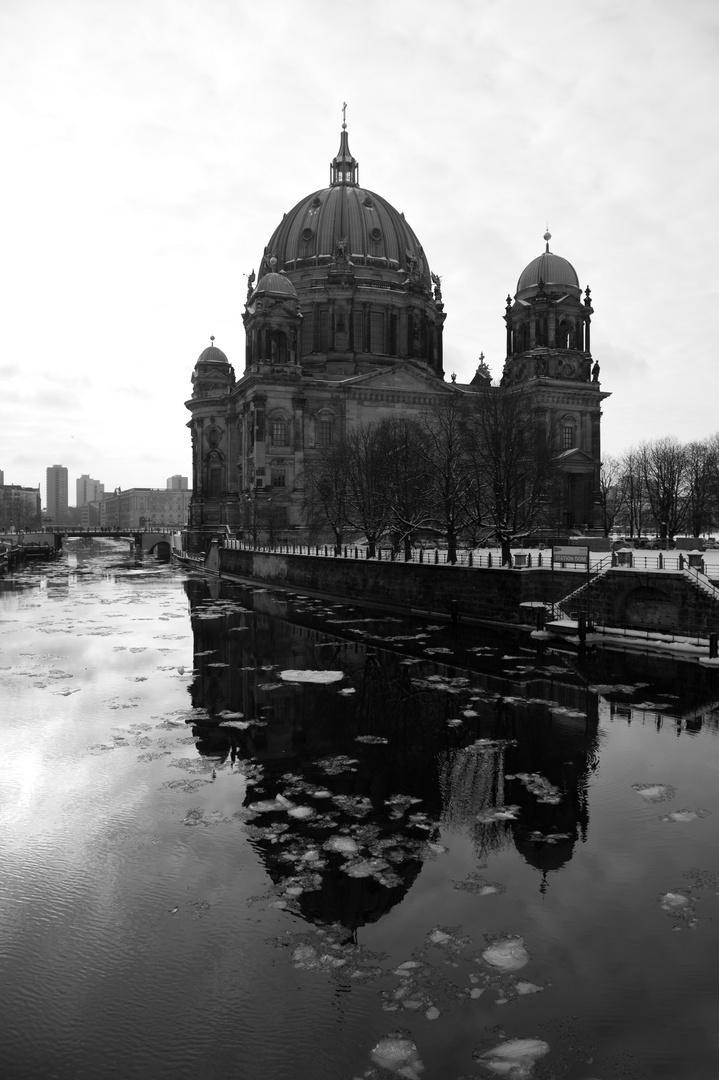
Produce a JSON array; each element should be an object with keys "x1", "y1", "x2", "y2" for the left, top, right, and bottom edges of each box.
[{"x1": 10, "y1": 529, "x2": 179, "y2": 559}]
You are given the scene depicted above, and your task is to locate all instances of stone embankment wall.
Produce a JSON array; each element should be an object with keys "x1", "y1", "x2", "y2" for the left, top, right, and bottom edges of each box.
[
  {"x1": 577, "y1": 568, "x2": 719, "y2": 636},
  {"x1": 213, "y1": 545, "x2": 580, "y2": 623}
]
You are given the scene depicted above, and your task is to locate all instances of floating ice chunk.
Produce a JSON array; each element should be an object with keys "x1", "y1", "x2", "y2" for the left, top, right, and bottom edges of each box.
[
  {"x1": 248, "y1": 799, "x2": 287, "y2": 814},
  {"x1": 428, "y1": 927, "x2": 451, "y2": 945},
  {"x1": 425, "y1": 1005, "x2": 440, "y2": 1020},
  {"x1": 292, "y1": 944, "x2": 319, "y2": 968},
  {"x1": 476, "y1": 806, "x2": 520, "y2": 823},
  {"x1": 280, "y1": 669, "x2": 344, "y2": 684},
  {"x1": 219, "y1": 720, "x2": 251, "y2": 730},
  {"x1": 475, "y1": 1038, "x2": 549, "y2": 1078},
  {"x1": 661, "y1": 808, "x2": 710, "y2": 823},
  {"x1": 482, "y1": 936, "x2": 529, "y2": 971},
  {"x1": 338, "y1": 687, "x2": 356, "y2": 695},
  {"x1": 470, "y1": 987, "x2": 485, "y2": 999},
  {"x1": 288, "y1": 806, "x2": 315, "y2": 819},
  {"x1": 632, "y1": 782, "x2": 676, "y2": 802},
  {"x1": 515, "y1": 981, "x2": 543, "y2": 995},
  {"x1": 370, "y1": 1032, "x2": 425, "y2": 1078},
  {"x1": 344, "y1": 857, "x2": 389, "y2": 879},
  {"x1": 660, "y1": 892, "x2": 691, "y2": 911},
  {"x1": 325, "y1": 835, "x2": 359, "y2": 856}
]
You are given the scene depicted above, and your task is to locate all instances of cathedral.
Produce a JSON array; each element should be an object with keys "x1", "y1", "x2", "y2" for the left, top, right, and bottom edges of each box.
[{"x1": 185, "y1": 121, "x2": 609, "y2": 544}]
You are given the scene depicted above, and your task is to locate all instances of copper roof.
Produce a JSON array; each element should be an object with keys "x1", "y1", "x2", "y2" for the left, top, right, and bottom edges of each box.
[
  {"x1": 516, "y1": 251, "x2": 580, "y2": 297},
  {"x1": 196, "y1": 345, "x2": 229, "y2": 365},
  {"x1": 255, "y1": 271, "x2": 297, "y2": 296},
  {"x1": 264, "y1": 183, "x2": 431, "y2": 289}
]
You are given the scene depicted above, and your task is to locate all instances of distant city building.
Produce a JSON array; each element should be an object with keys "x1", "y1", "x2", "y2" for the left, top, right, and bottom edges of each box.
[
  {"x1": 46, "y1": 465, "x2": 69, "y2": 525},
  {"x1": 102, "y1": 488, "x2": 192, "y2": 530},
  {"x1": 79, "y1": 501, "x2": 103, "y2": 529},
  {"x1": 166, "y1": 475, "x2": 189, "y2": 490},
  {"x1": 76, "y1": 474, "x2": 104, "y2": 506},
  {"x1": 0, "y1": 484, "x2": 42, "y2": 531},
  {"x1": 0, "y1": 469, "x2": 4, "y2": 485}
]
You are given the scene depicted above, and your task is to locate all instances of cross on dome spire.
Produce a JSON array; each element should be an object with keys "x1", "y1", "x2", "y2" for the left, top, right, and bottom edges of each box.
[
  {"x1": 544, "y1": 228, "x2": 552, "y2": 253},
  {"x1": 330, "y1": 107, "x2": 358, "y2": 186}
]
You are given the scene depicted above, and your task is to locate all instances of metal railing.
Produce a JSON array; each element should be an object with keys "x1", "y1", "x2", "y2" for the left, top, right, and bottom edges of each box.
[{"x1": 219, "y1": 539, "x2": 617, "y2": 570}]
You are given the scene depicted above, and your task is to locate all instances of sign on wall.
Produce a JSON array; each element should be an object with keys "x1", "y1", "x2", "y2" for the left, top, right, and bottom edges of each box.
[{"x1": 552, "y1": 545, "x2": 589, "y2": 566}]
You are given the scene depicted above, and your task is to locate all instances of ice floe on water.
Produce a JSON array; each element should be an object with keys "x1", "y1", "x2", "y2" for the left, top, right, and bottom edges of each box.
[
  {"x1": 506, "y1": 772, "x2": 562, "y2": 804},
  {"x1": 355, "y1": 735, "x2": 388, "y2": 744},
  {"x1": 370, "y1": 1032, "x2": 424, "y2": 1078},
  {"x1": 476, "y1": 805, "x2": 521, "y2": 823},
  {"x1": 474, "y1": 1038, "x2": 549, "y2": 1078},
  {"x1": 481, "y1": 935, "x2": 530, "y2": 972},
  {"x1": 660, "y1": 808, "x2": 711, "y2": 823},
  {"x1": 659, "y1": 891, "x2": 697, "y2": 929},
  {"x1": 465, "y1": 737, "x2": 517, "y2": 754},
  {"x1": 279, "y1": 669, "x2": 345, "y2": 684},
  {"x1": 631, "y1": 782, "x2": 677, "y2": 802},
  {"x1": 325, "y1": 835, "x2": 359, "y2": 856},
  {"x1": 316, "y1": 754, "x2": 359, "y2": 775},
  {"x1": 453, "y1": 872, "x2": 505, "y2": 896}
]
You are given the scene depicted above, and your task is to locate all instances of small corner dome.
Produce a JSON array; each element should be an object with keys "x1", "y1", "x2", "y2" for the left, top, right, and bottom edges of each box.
[
  {"x1": 516, "y1": 249, "x2": 580, "y2": 298},
  {"x1": 255, "y1": 271, "x2": 297, "y2": 297},
  {"x1": 196, "y1": 344, "x2": 229, "y2": 365}
]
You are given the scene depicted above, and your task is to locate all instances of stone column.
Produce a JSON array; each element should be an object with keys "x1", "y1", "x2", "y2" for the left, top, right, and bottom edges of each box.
[{"x1": 292, "y1": 395, "x2": 306, "y2": 492}]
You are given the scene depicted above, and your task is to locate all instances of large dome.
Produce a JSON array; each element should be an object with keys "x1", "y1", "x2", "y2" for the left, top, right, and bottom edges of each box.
[
  {"x1": 516, "y1": 235, "x2": 580, "y2": 298},
  {"x1": 259, "y1": 126, "x2": 432, "y2": 293},
  {"x1": 243, "y1": 124, "x2": 445, "y2": 376},
  {"x1": 263, "y1": 184, "x2": 431, "y2": 290}
]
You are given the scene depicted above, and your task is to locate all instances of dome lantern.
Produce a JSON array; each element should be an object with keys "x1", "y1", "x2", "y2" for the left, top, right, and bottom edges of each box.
[{"x1": 330, "y1": 105, "x2": 358, "y2": 186}]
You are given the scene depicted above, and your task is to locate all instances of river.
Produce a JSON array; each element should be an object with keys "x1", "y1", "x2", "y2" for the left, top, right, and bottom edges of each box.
[{"x1": 1, "y1": 538, "x2": 718, "y2": 1080}]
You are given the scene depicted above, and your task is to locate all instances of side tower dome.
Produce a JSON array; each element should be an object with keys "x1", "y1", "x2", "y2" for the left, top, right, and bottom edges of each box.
[
  {"x1": 249, "y1": 121, "x2": 445, "y2": 377},
  {"x1": 243, "y1": 264, "x2": 302, "y2": 367},
  {"x1": 504, "y1": 232, "x2": 592, "y2": 378}
]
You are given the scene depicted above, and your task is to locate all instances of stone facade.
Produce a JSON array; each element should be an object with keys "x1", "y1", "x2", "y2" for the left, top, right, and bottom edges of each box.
[
  {"x1": 186, "y1": 129, "x2": 609, "y2": 546},
  {"x1": 502, "y1": 235, "x2": 609, "y2": 530}
]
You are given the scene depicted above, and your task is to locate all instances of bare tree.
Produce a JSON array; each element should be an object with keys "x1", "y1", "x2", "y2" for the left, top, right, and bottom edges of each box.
[
  {"x1": 618, "y1": 447, "x2": 646, "y2": 538},
  {"x1": 640, "y1": 436, "x2": 688, "y2": 540},
  {"x1": 684, "y1": 439, "x2": 716, "y2": 538},
  {"x1": 465, "y1": 386, "x2": 558, "y2": 566},
  {"x1": 302, "y1": 444, "x2": 349, "y2": 553},
  {"x1": 343, "y1": 423, "x2": 391, "y2": 558},
  {"x1": 377, "y1": 417, "x2": 434, "y2": 560},
  {"x1": 417, "y1": 394, "x2": 478, "y2": 563},
  {"x1": 597, "y1": 455, "x2": 628, "y2": 536}
]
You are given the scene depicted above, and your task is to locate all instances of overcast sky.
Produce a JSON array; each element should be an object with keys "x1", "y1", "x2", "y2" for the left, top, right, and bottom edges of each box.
[{"x1": 1, "y1": 0, "x2": 717, "y2": 505}]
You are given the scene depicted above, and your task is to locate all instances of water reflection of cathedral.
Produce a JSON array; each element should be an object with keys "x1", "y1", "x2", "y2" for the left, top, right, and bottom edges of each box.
[{"x1": 184, "y1": 579, "x2": 612, "y2": 923}]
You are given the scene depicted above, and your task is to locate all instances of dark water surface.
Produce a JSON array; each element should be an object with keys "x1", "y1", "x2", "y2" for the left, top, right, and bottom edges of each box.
[{"x1": 1, "y1": 540, "x2": 718, "y2": 1080}]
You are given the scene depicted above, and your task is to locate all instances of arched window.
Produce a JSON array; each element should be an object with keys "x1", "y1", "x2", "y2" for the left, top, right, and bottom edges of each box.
[
  {"x1": 562, "y1": 416, "x2": 578, "y2": 450},
  {"x1": 205, "y1": 450, "x2": 223, "y2": 497},
  {"x1": 269, "y1": 419, "x2": 288, "y2": 446}
]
